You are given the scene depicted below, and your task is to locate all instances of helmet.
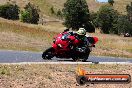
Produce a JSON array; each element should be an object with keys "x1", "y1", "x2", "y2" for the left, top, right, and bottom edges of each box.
[{"x1": 77, "y1": 28, "x2": 86, "y2": 35}]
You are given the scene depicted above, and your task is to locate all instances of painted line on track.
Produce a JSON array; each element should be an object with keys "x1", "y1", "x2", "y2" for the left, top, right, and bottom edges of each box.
[{"x1": 0, "y1": 62, "x2": 132, "y2": 65}]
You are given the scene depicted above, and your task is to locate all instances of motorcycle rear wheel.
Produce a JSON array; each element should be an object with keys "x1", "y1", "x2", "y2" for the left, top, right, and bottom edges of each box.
[{"x1": 42, "y1": 47, "x2": 54, "y2": 60}]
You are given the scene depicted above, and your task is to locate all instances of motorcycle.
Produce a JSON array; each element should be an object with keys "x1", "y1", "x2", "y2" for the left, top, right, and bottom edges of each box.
[{"x1": 42, "y1": 31, "x2": 98, "y2": 61}]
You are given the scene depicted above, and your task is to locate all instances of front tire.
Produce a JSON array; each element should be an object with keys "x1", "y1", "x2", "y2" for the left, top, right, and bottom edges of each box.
[
  {"x1": 42, "y1": 47, "x2": 54, "y2": 60},
  {"x1": 82, "y1": 48, "x2": 90, "y2": 62},
  {"x1": 82, "y1": 54, "x2": 89, "y2": 62}
]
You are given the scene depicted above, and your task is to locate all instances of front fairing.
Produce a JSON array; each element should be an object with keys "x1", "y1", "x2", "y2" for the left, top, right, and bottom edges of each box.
[{"x1": 52, "y1": 33, "x2": 70, "y2": 50}]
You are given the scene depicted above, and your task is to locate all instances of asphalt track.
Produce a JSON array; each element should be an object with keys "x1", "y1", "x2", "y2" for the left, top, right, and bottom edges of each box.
[{"x1": 0, "y1": 50, "x2": 132, "y2": 64}]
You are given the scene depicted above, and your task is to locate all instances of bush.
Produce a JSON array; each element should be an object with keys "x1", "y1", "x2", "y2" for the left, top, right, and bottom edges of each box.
[
  {"x1": 20, "y1": 3, "x2": 40, "y2": 24},
  {"x1": 20, "y1": 10, "x2": 30, "y2": 23},
  {"x1": 50, "y1": 6, "x2": 55, "y2": 14},
  {"x1": 112, "y1": 15, "x2": 132, "y2": 35},
  {"x1": 0, "y1": 3, "x2": 19, "y2": 20}
]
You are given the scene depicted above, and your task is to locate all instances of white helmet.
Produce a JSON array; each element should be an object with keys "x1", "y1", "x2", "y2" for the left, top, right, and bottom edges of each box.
[{"x1": 77, "y1": 28, "x2": 86, "y2": 35}]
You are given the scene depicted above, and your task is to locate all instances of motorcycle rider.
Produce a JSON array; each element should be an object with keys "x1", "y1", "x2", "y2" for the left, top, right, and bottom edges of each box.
[
  {"x1": 64, "y1": 27, "x2": 90, "y2": 48},
  {"x1": 76, "y1": 28, "x2": 89, "y2": 46},
  {"x1": 69, "y1": 28, "x2": 91, "y2": 61}
]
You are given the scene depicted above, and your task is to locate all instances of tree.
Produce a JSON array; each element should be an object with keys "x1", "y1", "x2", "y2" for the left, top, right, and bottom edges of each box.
[
  {"x1": 0, "y1": 3, "x2": 19, "y2": 20},
  {"x1": 6, "y1": 4, "x2": 19, "y2": 20},
  {"x1": 112, "y1": 15, "x2": 132, "y2": 35},
  {"x1": 20, "y1": 3, "x2": 40, "y2": 24},
  {"x1": 63, "y1": 0, "x2": 95, "y2": 32},
  {"x1": 96, "y1": 5, "x2": 118, "y2": 34},
  {"x1": 90, "y1": 12, "x2": 99, "y2": 28},
  {"x1": 108, "y1": 0, "x2": 114, "y2": 6},
  {"x1": 126, "y1": 2, "x2": 132, "y2": 23}
]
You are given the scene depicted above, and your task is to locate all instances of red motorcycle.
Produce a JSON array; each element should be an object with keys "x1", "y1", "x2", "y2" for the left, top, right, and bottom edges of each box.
[{"x1": 42, "y1": 31, "x2": 98, "y2": 61}]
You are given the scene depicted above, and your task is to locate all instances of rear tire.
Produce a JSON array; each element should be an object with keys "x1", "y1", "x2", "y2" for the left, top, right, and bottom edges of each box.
[{"x1": 42, "y1": 47, "x2": 54, "y2": 60}]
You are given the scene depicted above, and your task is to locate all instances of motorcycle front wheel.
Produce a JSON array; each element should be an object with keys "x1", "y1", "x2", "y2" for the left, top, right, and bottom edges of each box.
[
  {"x1": 82, "y1": 51, "x2": 90, "y2": 62},
  {"x1": 42, "y1": 47, "x2": 54, "y2": 60}
]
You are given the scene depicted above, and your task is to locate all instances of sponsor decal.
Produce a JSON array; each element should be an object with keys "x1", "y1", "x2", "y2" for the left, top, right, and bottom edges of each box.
[{"x1": 76, "y1": 67, "x2": 131, "y2": 85}]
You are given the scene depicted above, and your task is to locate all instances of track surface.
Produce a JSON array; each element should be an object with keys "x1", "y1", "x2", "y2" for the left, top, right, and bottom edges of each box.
[{"x1": 0, "y1": 50, "x2": 132, "y2": 63}]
